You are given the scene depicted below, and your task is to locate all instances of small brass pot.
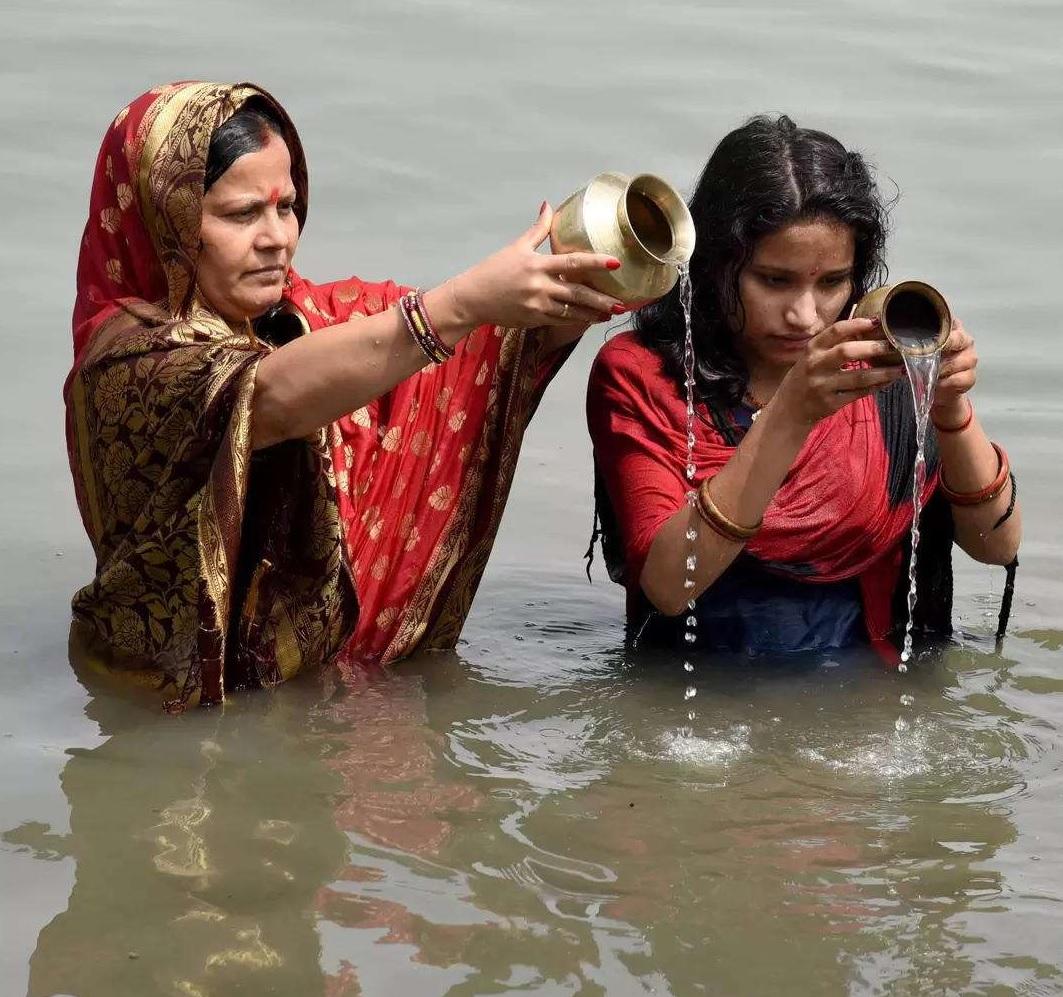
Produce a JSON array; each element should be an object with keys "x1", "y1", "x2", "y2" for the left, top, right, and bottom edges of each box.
[
  {"x1": 549, "y1": 172, "x2": 696, "y2": 306},
  {"x1": 853, "y1": 281, "x2": 952, "y2": 356}
]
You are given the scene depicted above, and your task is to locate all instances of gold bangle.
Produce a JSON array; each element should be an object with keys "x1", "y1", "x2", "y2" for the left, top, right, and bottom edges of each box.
[{"x1": 695, "y1": 476, "x2": 762, "y2": 542}]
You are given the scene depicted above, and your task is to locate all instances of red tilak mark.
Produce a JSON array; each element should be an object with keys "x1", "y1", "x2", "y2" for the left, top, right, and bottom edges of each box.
[{"x1": 268, "y1": 188, "x2": 281, "y2": 206}]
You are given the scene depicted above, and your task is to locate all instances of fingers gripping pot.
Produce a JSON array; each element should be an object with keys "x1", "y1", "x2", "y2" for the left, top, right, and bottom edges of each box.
[
  {"x1": 549, "y1": 172, "x2": 695, "y2": 306},
  {"x1": 853, "y1": 281, "x2": 952, "y2": 356}
]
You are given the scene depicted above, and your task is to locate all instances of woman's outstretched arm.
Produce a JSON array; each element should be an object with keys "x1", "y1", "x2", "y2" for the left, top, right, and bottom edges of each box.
[{"x1": 252, "y1": 204, "x2": 623, "y2": 449}]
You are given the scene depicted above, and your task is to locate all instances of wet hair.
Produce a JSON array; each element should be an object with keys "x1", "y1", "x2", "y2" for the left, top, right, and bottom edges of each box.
[
  {"x1": 634, "y1": 114, "x2": 890, "y2": 415},
  {"x1": 204, "y1": 98, "x2": 285, "y2": 193}
]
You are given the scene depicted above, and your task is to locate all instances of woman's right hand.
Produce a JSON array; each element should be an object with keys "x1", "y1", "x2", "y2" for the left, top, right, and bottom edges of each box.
[
  {"x1": 774, "y1": 316, "x2": 904, "y2": 425},
  {"x1": 445, "y1": 202, "x2": 626, "y2": 331}
]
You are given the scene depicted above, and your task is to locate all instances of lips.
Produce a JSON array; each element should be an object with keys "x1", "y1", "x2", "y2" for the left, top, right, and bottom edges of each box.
[
  {"x1": 245, "y1": 265, "x2": 285, "y2": 277},
  {"x1": 770, "y1": 334, "x2": 813, "y2": 349}
]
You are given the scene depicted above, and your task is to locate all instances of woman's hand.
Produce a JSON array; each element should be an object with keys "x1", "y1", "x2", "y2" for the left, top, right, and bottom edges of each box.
[
  {"x1": 774, "y1": 316, "x2": 905, "y2": 424},
  {"x1": 930, "y1": 318, "x2": 977, "y2": 425},
  {"x1": 445, "y1": 203, "x2": 626, "y2": 331}
]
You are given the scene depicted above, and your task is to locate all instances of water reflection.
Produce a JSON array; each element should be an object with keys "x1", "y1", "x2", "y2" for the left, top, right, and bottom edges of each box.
[{"x1": 9, "y1": 622, "x2": 1059, "y2": 994}]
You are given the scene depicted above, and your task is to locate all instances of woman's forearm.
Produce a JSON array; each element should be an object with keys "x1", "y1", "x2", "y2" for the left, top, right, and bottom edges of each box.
[
  {"x1": 251, "y1": 285, "x2": 474, "y2": 450},
  {"x1": 639, "y1": 397, "x2": 811, "y2": 615},
  {"x1": 934, "y1": 400, "x2": 1022, "y2": 564}
]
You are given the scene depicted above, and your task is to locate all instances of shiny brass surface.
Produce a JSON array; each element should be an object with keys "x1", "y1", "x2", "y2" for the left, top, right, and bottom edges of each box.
[
  {"x1": 550, "y1": 172, "x2": 695, "y2": 306},
  {"x1": 853, "y1": 281, "x2": 952, "y2": 356}
]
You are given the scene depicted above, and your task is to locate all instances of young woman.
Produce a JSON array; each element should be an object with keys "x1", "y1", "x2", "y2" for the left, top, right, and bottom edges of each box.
[
  {"x1": 67, "y1": 81, "x2": 628, "y2": 708},
  {"x1": 586, "y1": 116, "x2": 1020, "y2": 659}
]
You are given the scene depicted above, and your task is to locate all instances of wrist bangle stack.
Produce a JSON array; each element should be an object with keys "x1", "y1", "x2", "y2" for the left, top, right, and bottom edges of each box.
[
  {"x1": 931, "y1": 398, "x2": 974, "y2": 434},
  {"x1": 940, "y1": 441, "x2": 1011, "y2": 506},
  {"x1": 398, "y1": 289, "x2": 454, "y2": 364},
  {"x1": 695, "y1": 475, "x2": 762, "y2": 543}
]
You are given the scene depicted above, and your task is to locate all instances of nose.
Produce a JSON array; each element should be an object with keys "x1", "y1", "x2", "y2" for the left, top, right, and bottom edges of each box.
[
  {"x1": 784, "y1": 288, "x2": 818, "y2": 333},
  {"x1": 254, "y1": 207, "x2": 289, "y2": 252}
]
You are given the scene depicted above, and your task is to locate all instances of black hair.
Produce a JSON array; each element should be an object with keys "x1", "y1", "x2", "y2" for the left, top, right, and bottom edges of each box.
[
  {"x1": 634, "y1": 114, "x2": 890, "y2": 413},
  {"x1": 204, "y1": 98, "x2": 286, "y2": 193}
]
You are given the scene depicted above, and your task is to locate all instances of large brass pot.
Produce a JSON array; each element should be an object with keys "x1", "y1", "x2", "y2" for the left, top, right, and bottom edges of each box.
[
  {"x1": 549, "y1": 172, "x2": 695, "y2": 306},
  {"x1": 853, "y1": 280, "x2": 952, "y2": 356}
]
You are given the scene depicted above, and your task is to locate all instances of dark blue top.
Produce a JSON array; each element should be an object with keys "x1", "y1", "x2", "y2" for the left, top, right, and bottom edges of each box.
[{"x1": 633, "y1": 554, "x2": 866, "y2": 656}]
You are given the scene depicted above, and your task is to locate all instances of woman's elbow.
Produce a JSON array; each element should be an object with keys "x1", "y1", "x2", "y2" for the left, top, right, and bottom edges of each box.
[
  {"x1": 958, "y1": 521, "x2": 1022, "y2": 566},
  {"x1": 638, "y1": 573, "x2": 688, "y2": 618}
]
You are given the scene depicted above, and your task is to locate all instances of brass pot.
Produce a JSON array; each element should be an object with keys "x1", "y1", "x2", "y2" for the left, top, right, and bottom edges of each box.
[
  {"x1": 549, "y1": 172, "x2": 696, "y2": 306},
  {"x1": 853, "y1": 281, "x2": 952, "y2": 356}
]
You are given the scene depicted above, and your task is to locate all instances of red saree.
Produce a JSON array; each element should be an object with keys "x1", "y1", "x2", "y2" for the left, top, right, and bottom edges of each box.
[
  {"x1": 66, "y1": 82, "x2": 565, "y2": 708},
  {"x1": 586, "y1": 331, "x2": 941, "y2": 651}
]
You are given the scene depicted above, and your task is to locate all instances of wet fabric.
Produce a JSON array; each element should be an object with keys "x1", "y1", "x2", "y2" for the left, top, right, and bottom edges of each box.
[
  {"x1": 586, "y1": 331, "x2": 950, "y2": 660},
  {"x1": 66, "y1": 82, "x2": 565, "y2": 708}
]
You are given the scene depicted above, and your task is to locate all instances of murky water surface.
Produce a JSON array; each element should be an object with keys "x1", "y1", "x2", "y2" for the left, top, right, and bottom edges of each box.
[{"x1": 2, "y1": 0, "x2": 1061, "y2": 993}]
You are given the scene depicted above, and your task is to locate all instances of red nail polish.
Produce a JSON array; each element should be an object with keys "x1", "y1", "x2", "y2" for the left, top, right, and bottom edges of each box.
[
  {"x1": 606, "y1": 259, "x2": 622, "y2": 271},
  {"x1": 611, "y1": 303, "x2": 626, "y2": 315}
]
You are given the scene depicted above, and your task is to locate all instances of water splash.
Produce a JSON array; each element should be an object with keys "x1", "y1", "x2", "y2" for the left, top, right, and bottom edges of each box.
[{"x1": 898, "y1": 352, "x2": 941, "y2": 669}]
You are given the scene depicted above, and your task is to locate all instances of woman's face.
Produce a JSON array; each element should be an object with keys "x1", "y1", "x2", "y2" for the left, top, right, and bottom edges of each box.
[
  {"x1": 198, "y1": 130, "x2": 299, "y2": 324},
  {"x1": 735, "y1": 218, "x2": 856, "y2": 375}
]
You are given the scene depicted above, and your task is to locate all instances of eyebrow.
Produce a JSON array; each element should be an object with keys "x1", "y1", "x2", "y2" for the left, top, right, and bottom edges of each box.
[{"x1": 217, "y1": 191, "x2": 297, "y2": 211}]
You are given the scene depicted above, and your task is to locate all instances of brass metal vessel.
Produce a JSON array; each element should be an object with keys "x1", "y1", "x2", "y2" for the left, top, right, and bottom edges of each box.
[
  {"x1": 550, "y1": 172, "x2": 695, "y2": 306},
  {"x1": 853, "y1": 280, "x2": 952, "y2": 356}
]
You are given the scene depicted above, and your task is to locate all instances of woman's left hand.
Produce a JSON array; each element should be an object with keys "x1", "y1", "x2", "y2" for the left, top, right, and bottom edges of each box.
[{"x1": 932, "y1": 318, "x2": 978, "y2": 421}]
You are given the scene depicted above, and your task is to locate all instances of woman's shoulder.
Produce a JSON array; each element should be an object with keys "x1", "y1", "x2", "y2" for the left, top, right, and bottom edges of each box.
[{"x1": 589, "y1": 330, "x2": 667, "y2": 387}]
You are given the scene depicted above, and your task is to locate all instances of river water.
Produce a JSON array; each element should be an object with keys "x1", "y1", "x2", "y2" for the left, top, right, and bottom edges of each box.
[{"x1": 2, "y1": 0, "x2": 1061, "y2": 993}]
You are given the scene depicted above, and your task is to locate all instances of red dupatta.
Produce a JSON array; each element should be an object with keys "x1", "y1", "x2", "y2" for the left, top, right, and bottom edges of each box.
[
  {"x1": 587, "y1": 332, "x2": 939, "y2": 649},
  {"x1": 287, "y1": 273, "x2": 564, "y2": 665}
]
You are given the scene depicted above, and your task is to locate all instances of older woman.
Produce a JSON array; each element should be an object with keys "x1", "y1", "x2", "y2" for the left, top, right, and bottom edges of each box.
[{"x1": 67, "y1": 81, "x2": 625, "y2": 709}]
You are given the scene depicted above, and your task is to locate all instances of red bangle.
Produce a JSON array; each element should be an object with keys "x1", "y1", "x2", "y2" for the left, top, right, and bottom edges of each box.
[
  {"x1": 940, "y1": 441, "x2": 1011, "y2": 506},
  {"x1": 931, "y1": 398, "x2": 973, "y2": 433}
]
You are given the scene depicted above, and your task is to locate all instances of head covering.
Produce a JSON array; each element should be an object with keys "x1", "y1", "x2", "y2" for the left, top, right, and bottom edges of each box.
[{"x1": 72, "y1": 81, "x2": 308, "y2": 361}]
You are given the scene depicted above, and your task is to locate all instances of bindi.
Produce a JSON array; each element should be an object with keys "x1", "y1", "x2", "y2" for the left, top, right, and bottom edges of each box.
[{"x1": 268, "y1": 187, "x2": 281, "y2": 207}]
